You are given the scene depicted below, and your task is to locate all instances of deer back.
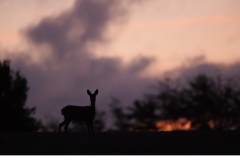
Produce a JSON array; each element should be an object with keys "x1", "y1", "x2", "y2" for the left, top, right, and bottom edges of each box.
[{"x1": 62, "y1": 105, "x2": 95, "y2": 121}]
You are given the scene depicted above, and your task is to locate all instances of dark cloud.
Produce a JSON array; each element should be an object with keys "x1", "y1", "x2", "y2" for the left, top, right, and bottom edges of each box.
[
  {"x1": 25, "y1": 0, "x2": 127, "y2": 60},
  {"x1": 128, "y1": 56, "x2": 155, "y2": 74},
  {"x1": 11, "y1": 0, "x2": 154, "y2": 125},
  {"x1": 163, "y1": 56, "x2": 240, "y2": 87}
]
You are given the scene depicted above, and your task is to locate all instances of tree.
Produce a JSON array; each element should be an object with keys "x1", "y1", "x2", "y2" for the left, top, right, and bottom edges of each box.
[
  {"x1": 109, "y1": 74, "x2": 240, "y2": 131},
  {"x1": 0, "y1": 60, "x2": 40, "y2": 131},
  {"x1": 109, "y1": 98, "x2": 131, "y2": 131},
  {"x1": 109, "y1": 95, "x2": 160, "y2": 131},
  {"x1": 157, "y1": 74, "x2": 240, "y2": 130},
  {"x1": 127, "y1": 96, "x2": 160, "y2": 131}
]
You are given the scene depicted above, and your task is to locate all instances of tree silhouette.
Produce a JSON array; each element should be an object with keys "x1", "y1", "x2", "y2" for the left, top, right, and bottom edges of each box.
[
  {"x1": 109, "y1": 95, "x2": 161, "y2": 131},
  {"x1": 94, "y1": 111, "x2": 106, "y2": 132},
  {"x1": 0, "y1": 60, "x2": 40, "y2": 131},
  {"x1": 110, "y1": 74, "x2": 240, "y2": 131},
  {"x1": 109, "y1": 98, "x2": 131, "y2": 131},
  {"x1": 128, "y1": 95, "x2": 160, "y2": 131},
  {"x1": 152, "y1": 74, "x2": 240, "y2": 130}
]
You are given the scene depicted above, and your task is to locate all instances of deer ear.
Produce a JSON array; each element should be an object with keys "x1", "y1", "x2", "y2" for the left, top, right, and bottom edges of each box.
[
  {"x1": 94, "y1": 89, "x2": 98, "y2": 95},
  {"x1": 87, "y1": 89, "x2": 91, "y2": 95}
]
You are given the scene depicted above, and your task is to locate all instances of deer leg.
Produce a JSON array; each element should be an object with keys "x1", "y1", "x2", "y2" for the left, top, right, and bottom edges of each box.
[
  {"x1": 90, "y1": 122, "x2": 94, "y2": 134},
  {"x1": 87, "y1": 121, "x2": 94, "y2": 134},
  {"x1": 86, "y1": 122, "x2": 90, "y2": 134},
  {"x1": 64, "y1": 120, "x2": 71, "y2": 133},
  {"x1": 58, "y1": 120, "x2": 66, "y2": 133},
  {"x1": 86, "y1": 121, "x2": 92, "y2": 134}
]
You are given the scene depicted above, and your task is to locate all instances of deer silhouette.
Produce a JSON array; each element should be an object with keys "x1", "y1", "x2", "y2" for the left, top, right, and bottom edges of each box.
[{"x1": 58, "y1": 89, "x2": 98, "y2": 134}]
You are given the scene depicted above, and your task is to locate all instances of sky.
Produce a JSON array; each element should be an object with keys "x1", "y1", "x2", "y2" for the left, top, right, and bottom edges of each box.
[{"x1": 1, "y1": 0, "x2": 240, "y2": 126}]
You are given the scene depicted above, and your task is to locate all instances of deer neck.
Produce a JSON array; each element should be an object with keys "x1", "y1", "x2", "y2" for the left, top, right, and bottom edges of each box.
[{"x1": 90, "y1": 101, "x2": 96, "y2": 109}]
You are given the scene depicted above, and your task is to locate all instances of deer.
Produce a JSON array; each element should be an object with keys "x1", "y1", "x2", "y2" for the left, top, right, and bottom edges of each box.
[{"x1": 58, "y1": 89, "x2": 98, "y2": 134}]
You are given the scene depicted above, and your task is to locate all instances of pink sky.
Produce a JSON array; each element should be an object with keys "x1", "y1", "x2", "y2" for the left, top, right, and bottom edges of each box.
[
  {"x1": 0, "y1": 0, "x2": 240, "y2": 124},
  {"x1": 1, "y1": 0, "x2": 240, "y2": 72}
]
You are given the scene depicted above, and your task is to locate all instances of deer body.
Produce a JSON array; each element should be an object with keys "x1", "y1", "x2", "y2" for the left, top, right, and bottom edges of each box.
[
  {"x1": 61, "y1": 105, "x2": 95, "y2": 121},
  {"x1": 58, "y1": 89, "x2": 98, "y2": 134}
]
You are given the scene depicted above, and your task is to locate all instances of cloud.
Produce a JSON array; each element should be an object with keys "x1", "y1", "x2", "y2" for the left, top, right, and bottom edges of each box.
[
  {"x1": 9, "y1": 0, "x2": 154, "y2": 123},
  {"x1": 162, "y1": 55, "x2": 240, "y2": 87},
  {"x1": 25, "y1": 0, "x2": 129, "y2": 60}
]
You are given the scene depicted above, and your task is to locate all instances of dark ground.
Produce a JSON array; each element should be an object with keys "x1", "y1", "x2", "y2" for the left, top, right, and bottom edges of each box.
[{"x1": 0, "y1": 131, "x2": 240, "y2": 155}]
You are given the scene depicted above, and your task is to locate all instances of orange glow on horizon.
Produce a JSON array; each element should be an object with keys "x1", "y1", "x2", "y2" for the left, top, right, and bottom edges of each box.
[{"x1": 156, "y1": 118, "x2": 192, "y2": 131}]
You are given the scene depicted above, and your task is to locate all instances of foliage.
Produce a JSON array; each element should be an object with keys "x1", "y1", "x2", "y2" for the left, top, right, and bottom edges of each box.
[
  {"x1": 110, "y1": 74, "x2": 240, "y2": 131},
  {"x1": 0, "y1": 60, "x2": 40, "y2": 131},
  {"x1": 94, "y1": 111, "x2": 106, "y2": 132},
  {"x1": 109, "y1": 98, "x2": 131, "y2": 131},
  {"x1": 159, "y1": 75, "x2": 240, "y2": 130}
]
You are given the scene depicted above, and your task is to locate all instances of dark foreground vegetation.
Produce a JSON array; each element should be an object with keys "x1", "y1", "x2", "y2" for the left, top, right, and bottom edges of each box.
[{"x1": 0, "y1": 131, "x2": 240, "y2": 155}]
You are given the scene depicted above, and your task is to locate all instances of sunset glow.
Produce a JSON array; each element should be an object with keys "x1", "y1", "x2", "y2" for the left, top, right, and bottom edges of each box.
[{"x1": 156, "y1": 118, "x2": 192, "y2": 131}]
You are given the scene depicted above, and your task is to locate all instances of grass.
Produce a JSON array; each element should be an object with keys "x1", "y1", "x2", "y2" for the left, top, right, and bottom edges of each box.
[{"x1": 0, "y1": 131, "x2": 240, "y2": 155}]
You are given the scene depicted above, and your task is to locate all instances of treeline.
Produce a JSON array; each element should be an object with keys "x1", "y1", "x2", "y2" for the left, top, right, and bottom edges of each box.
[
  {"x1": 109, "y1": 74, "x2": 240, "y2": 131},
  {"x1": 0, "y1": 60, "x2": 40, "y2": 131},
  {"x1": 1, "y1": 60, "x2": 240, "y2": 132}
]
